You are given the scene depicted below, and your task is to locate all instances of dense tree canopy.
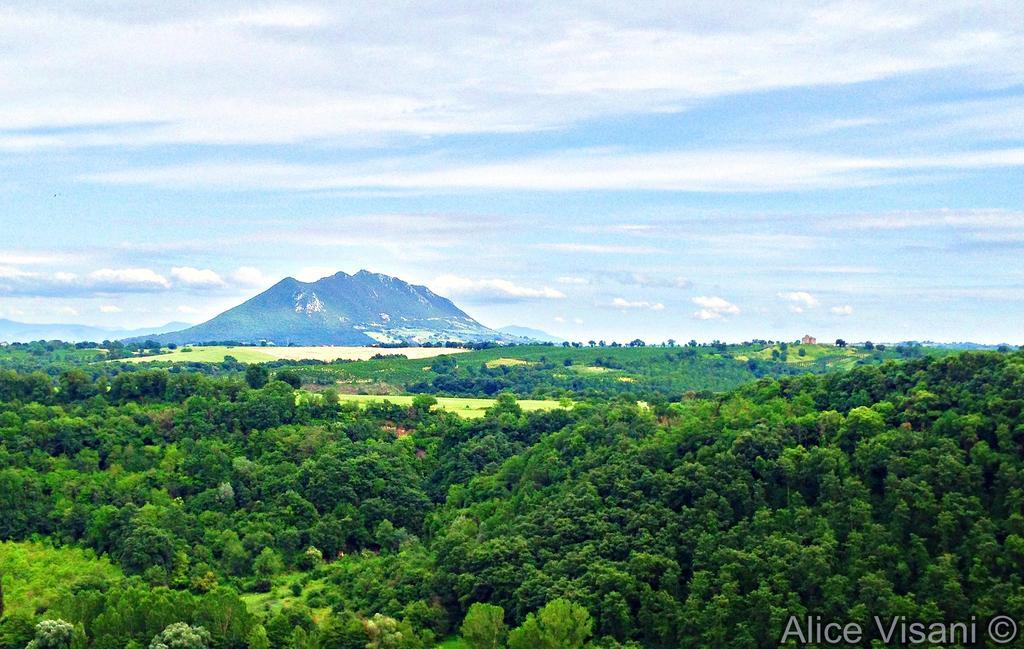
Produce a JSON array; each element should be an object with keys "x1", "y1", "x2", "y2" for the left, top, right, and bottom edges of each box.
[{"x1": 0, "y1": 345, "x2": 1022, "y2": 647}]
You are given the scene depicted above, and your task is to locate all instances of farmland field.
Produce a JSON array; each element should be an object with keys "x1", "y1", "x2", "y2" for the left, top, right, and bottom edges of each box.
[
  {"x1": 331, "y1": 393, "x2": 565, "y2": 418},
  {"x1": 123, "y1": 345, "x2": 470, "y2": 364},
  {"x1": 288, "y1": 342, "x2": 945, "y2": 398}
]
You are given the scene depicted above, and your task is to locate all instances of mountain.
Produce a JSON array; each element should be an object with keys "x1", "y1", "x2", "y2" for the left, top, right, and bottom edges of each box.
[
  {"x1": 124, "y1": 271, "x2": 501, "y2": 346},
  {"x1": 0, "y1": 319, "x2": 190, "y2": 344},
  {"x1": 498, "y1": 325, "x2": 564, "y2": 343},
  {"x1": 914, "y1": 340, "x2": 1012, "y2": 350}
]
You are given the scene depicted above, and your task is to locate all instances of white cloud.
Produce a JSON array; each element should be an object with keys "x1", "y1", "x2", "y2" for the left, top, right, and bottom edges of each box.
[
  {"x1": 537, "y1": 242, "x2": 667, "y2": 254},
  {"x1": 431, "y1": 274, "x2": 566, "y2": 301},
  {"x1": 231, "y1": 266, "x2": 272, "y2": 288},
  {"x1": 231, "y1": 6, "x2": 328, "y2": 29},
  {"x1": 177, "y1": 305, "x2": 201, "y2": 314},
  {"x1": 0, "y1": 265, "x2": 170, "y2": 296},
  {"x1": 0, "y1": 252, "x2": 77, "y2": 265},
  {"x1": 0, "y1": 266, "x2": 34, "y2": 280},
  {"x1": 554, "y1": 316, "x2": 566, "y2": 323},
  {"x1": 610, "y1": 297, "x2": 665, "y2": 311},
  {"x1": 616, "y1": 272, "x2": 691, "y2": 288},
  {"x1": 778, "y1": 290, "x2": 820, "y2": 313},
  {"x1": 86, "y1": 147, "x2": 1024, "y2": 194},
  {"x1": 830, "y1": 208, "x2": 1024, "y2": 232},
  {"x1": 2, "y1": 4, "x2": 1021, "y2": 149},
  {"x1": 831, "y1": 304, "x2": 855, "y2": 316},
  {"x1": 87, "y1": 268, "x2": 171, "y2": 290},
  {"x1": 557, "y1": 276, "x2": 589, "y2": 285},
  {"x1": 295, "y1": 267, "x2": 339, "y2": 282},
  {"x1": 99, "y1": 305, "x2": 122, "y2": 313},
  {"x1": 777, "y1": 265, "x2": 881, "y2": 274},
  {"x1": 692, "y1": 295, "x2": 740, "y2": 320},
  {"x1": 171, "y1": 266, "x2": 227, "y2": 287},
  {"x1": 57, "y1": 306, "x2": 79, "y2": 316}
]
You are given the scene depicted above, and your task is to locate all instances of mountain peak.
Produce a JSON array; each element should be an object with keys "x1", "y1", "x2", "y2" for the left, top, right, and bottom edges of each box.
[{"x1": 125, "y1": 270, "x2": 501, "y2": 346}]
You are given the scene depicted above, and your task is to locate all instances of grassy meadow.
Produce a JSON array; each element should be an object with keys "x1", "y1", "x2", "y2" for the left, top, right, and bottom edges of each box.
[{"x1": 330, "y1": 393, "x2": 566, "y2": 418}]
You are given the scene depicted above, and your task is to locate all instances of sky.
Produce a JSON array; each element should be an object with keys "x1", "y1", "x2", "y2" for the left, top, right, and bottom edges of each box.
[{"x1": 1, "y1": 1, "x2": 1023, "y2": 344}]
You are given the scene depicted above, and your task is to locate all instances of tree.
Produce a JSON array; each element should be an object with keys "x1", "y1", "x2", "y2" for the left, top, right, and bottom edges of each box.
[
  {"x1": 26, "y1": 620, "x2": 74, "y2": 649},
  {"x1": 363, "y1": 614, "x2": 423, "y2": 649},
  {"x1": 150, "y1": 623, "x2": 211, "y2": 649},
  {"x1": 118, "y1": 523, "x2": 176, "y2": 574},
  {"x1": 834, "y1": 339, "x2": 847, "y2": 348},
  {"x1": 275, "y1": 370, "x2": 302, "y2": 389},
  {"x1": 411, "y1": 394, "x2": 437, "y2": 417},
  {"x1": 460, "y1": 603, "x2": 507, "y2": 649},
  {"x1": 363, "y1": 614, "x2": 402, "y2": 649},
  {"x1": 319, "y1": 611, "x2": 367, "y2": 649},
  {"x1": 289, "y1": 627, "x2": 319, "y2": 649},
  {"x1": 70, "y1": 624, "x2": 86, "y2": 649},
  {"x1": 374, "y1": 520, "x2": 400, "y2": 552},
  {"x1": 252, "y1": 548, "x2": 283, "y2": 578},
  {"x1": 507, "y1": 599, "x2": 592, "y2": 649},
  {"x1": 244, "y1": 364, "x2": 269, "y2": 389},
  {"x1": 0, "y1": 611, "x2": 36, "y2": 649},
  {"x1": 245, "y1": 625, "x2": 269, "y2": 649},
  {"x1": 58, "y1": 369, "x2": 96, "y2": 402}
]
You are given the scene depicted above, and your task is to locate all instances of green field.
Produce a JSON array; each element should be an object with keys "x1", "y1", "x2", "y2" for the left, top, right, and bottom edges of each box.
[
  {"x1": 122, "y1": 345, "x2": 468, "y2": 364},
  {"x1": 240, "y1": 571, "x2": 331, "y2": 621},
  {"x1": 332, "y1": 393, "x2": 565, "y2": 418},
  {"x1": 103, "y1": 341, "x2": 951, "y2": 401},
  {"x1": 0, "y1": 541, "x2": 123, "y2": 616},
  {"x1": 125, "y1": 345, "x2": 279, "y2": 363}
]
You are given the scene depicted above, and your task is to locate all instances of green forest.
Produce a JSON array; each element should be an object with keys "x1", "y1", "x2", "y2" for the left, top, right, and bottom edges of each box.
[{"x1": 1, "y1": 342, "x2": 1023, "y2": 648}]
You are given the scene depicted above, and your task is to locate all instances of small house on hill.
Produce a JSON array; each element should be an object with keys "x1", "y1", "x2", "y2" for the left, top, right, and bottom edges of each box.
[{"x1": 801, "y1": 334, "x2": 817, "y2": 345}]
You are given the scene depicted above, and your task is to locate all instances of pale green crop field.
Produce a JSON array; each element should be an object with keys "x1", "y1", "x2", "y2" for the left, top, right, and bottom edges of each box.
[
  {"x1": 332, "y1": 393, "x2": 565, "y2": 418},
  {"x1": 123, "y1": 345, "x2": 469, "y2": 364},
  {"x1": 124, "y1": 346, "x2": 277, "y2": 363}
]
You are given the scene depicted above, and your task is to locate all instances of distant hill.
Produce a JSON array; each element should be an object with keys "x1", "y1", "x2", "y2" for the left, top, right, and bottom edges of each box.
[
  {"x1": 914, "y1": 340, "x2": 1013, "y2": 350},
  {"x1": 123, "y1": 270, "x2": 502, "y2": 346},
  {"x1": 0, "y1": 319, "x2": 190, "y2": 344},
  {"x1": 498, "y1": 325, "x2": 564, "y2": 343}
]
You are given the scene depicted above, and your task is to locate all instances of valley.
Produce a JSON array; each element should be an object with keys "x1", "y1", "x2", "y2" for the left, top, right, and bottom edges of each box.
[
  {"x1": 4, "y1": 4, "x2": 1017, "y2": 647},
  {"x1": 2, "y1": 343, "x2": 1022, "y2": 648}
]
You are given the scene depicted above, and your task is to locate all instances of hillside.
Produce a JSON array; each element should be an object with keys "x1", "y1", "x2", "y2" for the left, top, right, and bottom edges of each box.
[
  {"x1": 0, "y1": 349, "x2": 1021, "y2": 648},
  {"x1": 124, "y1": 270, "x2": 501, "y2": 346},
  {"x1": 497, "y1": 325, "x2": 565, "y2": 343},
  {"x1": 428, "y1": 351, "x2": 1024, "y2": 646},
  {"x1": 276, "y1": 341, "x2": 949, "y2": 398},
  {"x1": 0, "y1": 319, "x2": 189, "y2": 343}
]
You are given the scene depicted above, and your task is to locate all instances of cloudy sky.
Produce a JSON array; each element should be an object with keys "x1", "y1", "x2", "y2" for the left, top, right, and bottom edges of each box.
[{"x1": 2, "y1": 1, "x2": 1023, "y2": 343}]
